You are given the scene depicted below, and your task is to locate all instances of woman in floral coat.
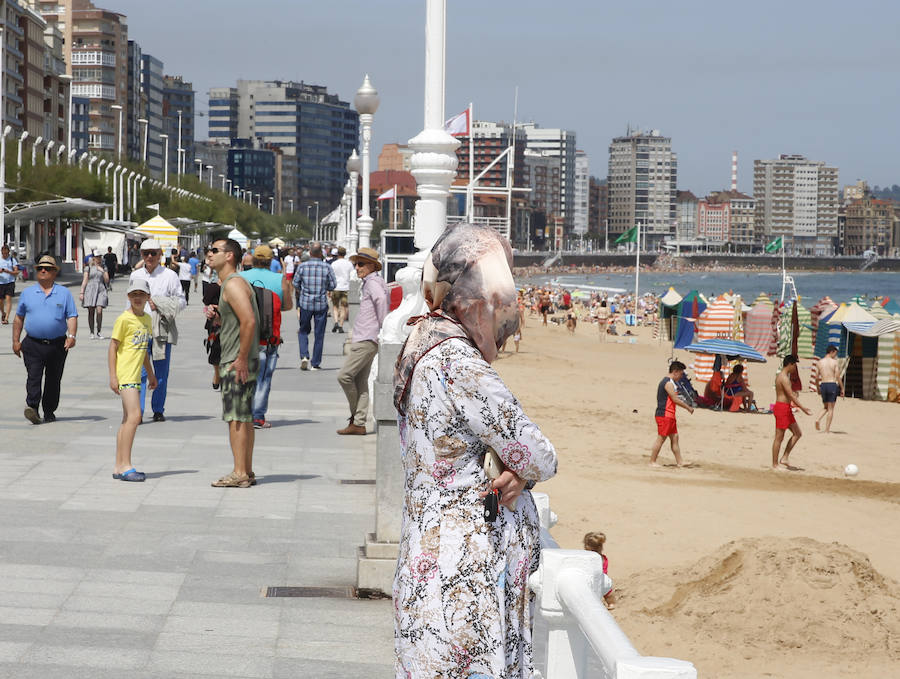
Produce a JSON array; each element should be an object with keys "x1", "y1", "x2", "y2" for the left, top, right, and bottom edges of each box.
[{"x1": 393, "y1": 223, "x2": 558, "y2": 678}]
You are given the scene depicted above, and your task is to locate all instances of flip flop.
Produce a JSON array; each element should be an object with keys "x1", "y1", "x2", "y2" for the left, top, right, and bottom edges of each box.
[{"x1": 117, "y1": 468, "x2": 146, "y2": 482}]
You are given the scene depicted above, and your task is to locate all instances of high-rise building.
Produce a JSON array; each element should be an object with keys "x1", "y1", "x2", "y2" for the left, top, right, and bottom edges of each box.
[
  {"x1": 163, "y1": 75, "x2": 194, "y2": 180},
  {"x1": 753, "y1": 154, "x2": 839, "y2": 255},
  {"x1": 521, "y1": 123, "x2": 576, "y2": 232},
  {"x1": 588, "y1": 177, "x2": 608, "y2": 239},
  {"x1": 607, "y1": 129, "x2": 677, "y2": 249},
  {"x1": 676, "y1": 190, "x2": 698, "y2": 243},
  {"x1": 37, "y1": 0, "x2": 129, "y2": 156},
  {"x1": 573, "y1": 150, "x2": 589, "y2": 236},
  {"x1": 140, "y1": 54, "x2": 164, "y2": 175},
  {"x1": 453, "y1": 120, "x2": 526, "y2": 189},
  {"x1": 207, "y1": 80, "x2": 358, "y2": 213}
]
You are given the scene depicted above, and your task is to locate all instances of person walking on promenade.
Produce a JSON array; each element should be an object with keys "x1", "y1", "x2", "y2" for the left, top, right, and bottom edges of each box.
[
  {"x1": 772, "y1": 354, "x2": 812, "y2": 470},
  {"x1": 336, "y1": 247, "x2": 388, "y2": 435},
  {"x1": 206, "y1": 238, "x2": 259, "y2": 488},
  {"x1": 293, "y1": 242, "x2": 335, "y2": 371},
  {"x1": 0, "y1": 243, "x2": 19, "y2": 324},
  {"x1": 103, "y1": 246, "x2": 118, "y2": 287},
  {"x1": 815, "y1": 345, "x2": 843, "y2": 434},
  {"x1": 188, "y1": 250, "x2": 200, "y2": 292},
  {"x1": 79, "y1": 254, "x2": 109, "y2": 339},
  {"x1": 108, "y1": 279, "x2": 156, "y2": 482},
  {"x1": 129, "y1": 238, "x2": 186, "y2": 422},
  {"x1": 11, "y1": 254, "x2": 78, "y2": 424},
  {"x1": 177, "y1": 255, "x2": 193, "y2": 304},
  {"x1": 330, "y1": 246, "x2": 354, "y2": 333},
  {"x1": 649, "y1": 360, "x2": 694, "y2": 467},
  {"x1": 240, "y1": 244, "x2": 293, "y2": 429}
]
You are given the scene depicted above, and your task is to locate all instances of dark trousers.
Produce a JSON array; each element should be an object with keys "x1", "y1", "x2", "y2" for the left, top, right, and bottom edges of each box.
[
  {"x1": 298, "y1": 307, "x2": 328, "y2": 367},
  {"x1": 180, "y1": 279, "x2": 190, "y2": 304},
  {"x1": 21, "y1": 336, "x2": 68, "y2": 416}
]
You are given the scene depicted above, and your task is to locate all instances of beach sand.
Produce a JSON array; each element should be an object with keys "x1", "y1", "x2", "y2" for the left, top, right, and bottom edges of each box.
[{"x1": 494, "y1": 316, "x2": 900, "y2": 678}]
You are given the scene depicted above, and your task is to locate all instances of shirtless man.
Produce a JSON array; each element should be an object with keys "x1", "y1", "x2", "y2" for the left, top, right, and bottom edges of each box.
[
  {"x1": 772, "y1": 354, "x2": 812, "y2": 470},
  {"x1": 815, "y1": 345, "x2": 843, "y2": 433},
  {"x1": 649, "y1": 361, "x2": 694, "y2": 467}
]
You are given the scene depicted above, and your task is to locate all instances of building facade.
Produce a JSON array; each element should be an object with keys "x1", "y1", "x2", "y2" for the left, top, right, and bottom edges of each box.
[
  {"x1": 140, "y1": 53, "x2": 163, "y2": 175},
  {"x1": 676, "y1": 190, "x2": 697, "y2": 243},
  {"x1": 844, "y1": 194, "x2": 897, "y2": 256},
  {"x1": 588, "y1": 176, "x2": 608, "y2": 240},
  {"x1": 207, "y1": 86, "x2": 237, "y2": 143},
  {"x1": 696, "y1": 190, "x2": 756, "y2": 249},
  {"x1": 377, "y1": 143, "x2": 413, "y2": 172},
  {"x1": 753, "y1": 154, "x2": 839, "y2": 255},
  {"x1": 573, "y1": 150, "x2": 589, "y2": 236},
  {"x1": 521, "y1": 123, "x2": 575, "y2": 233},
  {"x1": 162, "y1": 75, "x2": 194, "y2": 180},
  {"x1": 607, "y1": 129, "x2": 677, "y2": 249}
]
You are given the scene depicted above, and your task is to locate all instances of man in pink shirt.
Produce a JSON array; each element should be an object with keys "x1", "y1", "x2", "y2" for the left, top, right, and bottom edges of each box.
[{"x1": 336, "y1": 247, "x2": 389, "y2": 435}]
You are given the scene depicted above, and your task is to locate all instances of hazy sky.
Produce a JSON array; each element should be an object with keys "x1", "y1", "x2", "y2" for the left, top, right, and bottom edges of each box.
[{"x1": 117, "y1": 0, "x2": 900, "y2": 196}]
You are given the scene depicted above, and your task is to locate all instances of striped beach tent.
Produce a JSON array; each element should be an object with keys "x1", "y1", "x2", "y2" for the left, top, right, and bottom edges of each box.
[
  {"x1": 673, "y1": 290, "x2": 706, "y2": 349},
  {"x1": 809, "y1": 296, "x2": 838, "y2": 392},
  {"x1": 745, "y1": 294, "x2": 774, "y2": 355},
  {"x1": 882, "y1": 299, "x2": 900, "y2": 315},
  {"x1": 692, "y1": 295, "x2": 741, "y2": 382},
  {"x1": 777, "y1": 301, "x2": 814, "y2": 358},
  {"x1": 137, "y1": 215, "x2": 179, "y2": 251},
  {"x1": 655, "y1": 287, "x2": 682, "y2": 341},
  {"x1": 828, "y1": 304, "x2": 878, "y2": 399},
  {"x1": 867, "y1": 303, "x2": 898, "y2": 400}
]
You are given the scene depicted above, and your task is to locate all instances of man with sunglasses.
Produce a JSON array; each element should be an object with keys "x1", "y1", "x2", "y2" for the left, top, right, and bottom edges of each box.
[
  {"x1": 336, "y1": 247, "x2": 389, "y2": 435},
  {"x1": 12, "y1": 254, "x2": 78, "y2": 424},
  {"x1": 128, "y1": 239, "x2": 186, "y2": 422}
]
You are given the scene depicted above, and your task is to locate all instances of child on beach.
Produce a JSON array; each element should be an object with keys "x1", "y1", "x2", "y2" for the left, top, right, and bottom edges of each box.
[
  {"x1": 108, "y1": 279, "x2": 157, "y2": 482},
  {"x1": 584, "y1": 531, "x2": 616, "y2": 609},
  {"x1": 513, "y1": 329, "x2": 521, "y2": 352}
]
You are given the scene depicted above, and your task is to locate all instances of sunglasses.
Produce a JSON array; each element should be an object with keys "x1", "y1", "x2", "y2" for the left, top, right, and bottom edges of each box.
[
  {"x1": 142, "y1": 250, "x2": 161, "y2": 257},
  {"x1": 207, "y1": 247, "x2": 221, "y2": 254},
  {"x1": 36, "y1": 265, "x2": 55, "y2": 272},
  {"x1": 354, "y1": 261, "x2": 369, "y2": 267}
]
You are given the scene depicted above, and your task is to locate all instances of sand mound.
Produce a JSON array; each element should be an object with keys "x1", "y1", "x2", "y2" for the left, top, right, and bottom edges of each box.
[{"x1": 621, "y1": 537, "x2": 900, "y2": 661}]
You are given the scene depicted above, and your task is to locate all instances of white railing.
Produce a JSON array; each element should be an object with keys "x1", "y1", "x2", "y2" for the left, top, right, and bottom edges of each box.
[
  {"x1": 446, "y1": 214, "x2": 510, "y2": 239},
  {"x1": 71, "y1": 50, "x2": 116, "y2": 67},
  {"x1": 72, "y1": 83, "x2": 115, "y2": 100},
  {"x1": 529, "y1": 493, "x2": 697, "y2": 679}
]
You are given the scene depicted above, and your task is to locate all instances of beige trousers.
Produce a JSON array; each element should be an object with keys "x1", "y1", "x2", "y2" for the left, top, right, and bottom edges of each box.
[{"x1": 337, "y1": 341, "x2": 379, "y2": 426}]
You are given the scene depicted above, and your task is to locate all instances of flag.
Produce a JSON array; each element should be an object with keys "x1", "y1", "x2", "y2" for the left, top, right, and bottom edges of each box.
[
  {"x1": 146, "y1": 203, "x2": 160, "y2": 211},
  {"x1": 444, "y1": 108, "x2": 470, "y2": 137},
  {"x1": 764, "y1": 236, "x2": 783, "y2": 253},
  {"x1": 376, "y1": 187, "x2": 396, "y2": 201},
  {"x1": 615, "y1": 225, "x2": 638, "y2": 244}
]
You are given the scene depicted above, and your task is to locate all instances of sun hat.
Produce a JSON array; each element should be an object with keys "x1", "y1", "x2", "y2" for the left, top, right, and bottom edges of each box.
[
  {"x1": 349, "y1": 247, "x2": 382, "y2": 271},
  {"x1": 140, "y1": 238, "x2": 162, "y2": 251},
  {"x1": 253, "y1": 244, "x2": 274, "y2": 261},
  {"x1": 36, "y1": 254, "x2": 59, "y2": 270},
  {"x1": 126, "y1": 278, "x2": 151, "y2": 295}
]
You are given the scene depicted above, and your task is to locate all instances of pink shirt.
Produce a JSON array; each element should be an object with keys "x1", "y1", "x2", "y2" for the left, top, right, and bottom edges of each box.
[{"x1": 352, "y1": 273, "x2": 389, "y2": 343}]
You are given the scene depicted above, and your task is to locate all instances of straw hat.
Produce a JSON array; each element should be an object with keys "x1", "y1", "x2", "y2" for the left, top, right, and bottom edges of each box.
[
  {"x1": 36, "y1": 254, "x2": 59, "y2": 270},
  {"x1": 349, "y1": 247, "x2": 382, "y2": 271}
]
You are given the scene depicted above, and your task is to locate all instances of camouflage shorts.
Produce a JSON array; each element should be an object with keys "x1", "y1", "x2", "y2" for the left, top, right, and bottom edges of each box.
[{"x1": 219, "y1": 365, "x2": 256, "y2": 423}]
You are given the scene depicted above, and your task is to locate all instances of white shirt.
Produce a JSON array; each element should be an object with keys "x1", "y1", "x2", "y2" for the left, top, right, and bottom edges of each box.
[
  {"x1": 178, "y1": 261, "x2": 192, "y2": 281},
  {"x1": 129, "y1": 263, "x2": 187, "y2": 314},
  {"x1": 284, "y1": 254, "x2": 297, "y2": 275},
  {"x1": 331, "y1": 257, "x2": 354, "y2": 292}
]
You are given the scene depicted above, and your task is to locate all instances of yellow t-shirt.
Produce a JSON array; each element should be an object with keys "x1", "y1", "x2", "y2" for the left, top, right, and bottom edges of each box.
[{"x1": 111, "y1": 309, "x2": 152, "y2": 385}]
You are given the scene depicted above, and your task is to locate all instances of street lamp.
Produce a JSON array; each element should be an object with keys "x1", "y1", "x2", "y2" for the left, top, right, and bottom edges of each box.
[
  {"x1": 314, "y1": 201, "x2": 320, "y2": 241},
  {"x1": 1, "y1": 126, "x2": 11, "y2": 247},
  {"x1": 110, "y1": 104, "x2": 123, "y2": 161},
  {"x1": 176, "y1": 109, "x2": 183, "y2": 181},
  {"x1": 137, "y1": 118, "x2": 148, "y2": 165},
  {"x1": 288, "y1": 199, "x2": 294, "y2": 213},
  {"x1": 206, "y1": 165, "x2": 213, "y2": 188},
  {"x1": 269, "y1": 196, "x2": 274, "y2": 214},
  {"x1": 194, "y1": 158, "x2": 202, "y2": 180},
  {"x1": 226, "y1": 178, "x2": 232, "y2": 194},
  {"x1": 44, "y1": 140, "x2": 55, "y2": 165},
  {"x1": 354, "y1": 75, "x2": 379, "y2": 249},
  {"x1": 31, "y1": 136, "x2": 42, "y2": 167},
  {"x1": 346, "y1": 149, "x2": 360, "y2": 250},
  {"x1": 159, "y1": 133, "x2": 169, "y2": 185}
]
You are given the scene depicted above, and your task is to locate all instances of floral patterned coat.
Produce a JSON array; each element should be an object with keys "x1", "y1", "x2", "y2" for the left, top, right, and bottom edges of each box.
[{"x1": 393, "y1": 338, "x2": 558, "y2": 678}]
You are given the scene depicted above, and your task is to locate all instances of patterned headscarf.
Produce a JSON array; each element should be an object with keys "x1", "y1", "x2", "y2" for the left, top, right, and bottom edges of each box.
[{"x1": 393, "y1": 223, "x2": 519, "y2": 414}]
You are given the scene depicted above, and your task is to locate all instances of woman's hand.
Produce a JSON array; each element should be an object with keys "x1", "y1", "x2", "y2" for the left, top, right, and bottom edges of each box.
[{"x1": 480, "y1": 469, "x2": 527, "y2": 510}]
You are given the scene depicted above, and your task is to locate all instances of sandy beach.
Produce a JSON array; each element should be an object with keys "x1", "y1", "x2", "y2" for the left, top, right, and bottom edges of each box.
[{"x1": 494, "y1": 316, "x2": 900, "y2": 678}]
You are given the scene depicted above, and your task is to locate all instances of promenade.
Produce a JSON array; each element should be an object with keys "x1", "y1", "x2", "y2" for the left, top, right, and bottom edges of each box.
[{"x1": 0, "y1": 284, "x2": 394, "y2": 678}]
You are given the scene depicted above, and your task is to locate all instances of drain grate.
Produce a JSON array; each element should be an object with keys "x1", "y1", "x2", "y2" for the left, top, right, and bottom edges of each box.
[
  {"x1": 339, "y1": 479, "x2": 376, "y2": 485},
  {"x1": 264, "y1": 586, "x2": 390, "y2": 600}
]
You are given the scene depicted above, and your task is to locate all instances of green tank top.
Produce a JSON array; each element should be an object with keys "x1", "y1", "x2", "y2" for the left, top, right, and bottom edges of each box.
[{"x1": 218, "y1": 272, "x2": 259, "y2": 377}]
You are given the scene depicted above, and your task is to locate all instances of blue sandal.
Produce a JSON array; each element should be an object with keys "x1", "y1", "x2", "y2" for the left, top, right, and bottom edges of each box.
[{"x1": 114, "y1": 468, "x2": 146, "y2": 482}]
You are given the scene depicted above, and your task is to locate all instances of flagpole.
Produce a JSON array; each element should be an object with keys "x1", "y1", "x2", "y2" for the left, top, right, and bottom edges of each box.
[
  {"x1": 781, "y1": 237, "x2": 786, "y2": 302},
  {"x1": 393, "y1": 183, "x2": 398, "y2": 229},
  {"x1": 467, "y1": 102, "x2": 473, "y2": 220},
  {"x1": 635, "y1": 221, "x2": 641, "y2": 310}
]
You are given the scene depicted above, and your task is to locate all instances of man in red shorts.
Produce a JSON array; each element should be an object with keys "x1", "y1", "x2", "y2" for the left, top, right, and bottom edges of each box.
[
  {"x1": 772, "y1": 354, "x2": 812, "y2": 470},
  {"x1": 649, "y1": 360, "x2": 694, "y2": 467}
]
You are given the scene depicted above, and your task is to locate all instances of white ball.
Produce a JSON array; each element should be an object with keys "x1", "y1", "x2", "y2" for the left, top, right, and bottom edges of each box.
[{"x1": 843, "y1": 464, "x2": 859, "y2": 477}]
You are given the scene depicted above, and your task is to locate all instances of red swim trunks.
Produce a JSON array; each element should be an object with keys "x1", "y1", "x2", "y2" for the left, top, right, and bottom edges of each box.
[
  {"x1": 655, "y1": 416, "x2": 677, "y2": 436},
  {"x1": 772, "y1": 401, "x2": 796, "y2": 430}
]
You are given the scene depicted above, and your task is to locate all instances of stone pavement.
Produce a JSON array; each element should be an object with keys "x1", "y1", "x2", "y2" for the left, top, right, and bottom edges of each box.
[{"x1": 0, "y1": 288, "x2": 394, "y2": 678}]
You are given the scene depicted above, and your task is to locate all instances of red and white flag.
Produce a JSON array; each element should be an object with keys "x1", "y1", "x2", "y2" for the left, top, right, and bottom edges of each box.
[
  {"x1": 376, "y1": 187, "x2": 396, "y2": 201},
  {"x1": 444, "y1": 108, "x2": 470, "y2": 137}
]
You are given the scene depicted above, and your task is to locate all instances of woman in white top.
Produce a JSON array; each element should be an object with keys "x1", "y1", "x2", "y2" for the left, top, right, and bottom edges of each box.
[{"x1": 177, "y1": 256, "x2": 193, "y2": 304}]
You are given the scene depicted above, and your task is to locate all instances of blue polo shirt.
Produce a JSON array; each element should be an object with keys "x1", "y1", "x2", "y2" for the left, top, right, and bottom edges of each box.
[
  {"x1": 16, "y1": 283, "x2": 78, "y2": 339},
  {"x1": 189, "y1": 256, "x2": 200, "y2": 276}
]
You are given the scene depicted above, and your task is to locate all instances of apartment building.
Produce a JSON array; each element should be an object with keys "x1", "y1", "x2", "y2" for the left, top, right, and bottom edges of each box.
[
  {"x1": 573, "y1": 150, "x2": 589, "y2": 236},
  {"x1": 453, "y1": 120, "x2": 526, "y2": 189},
  {"x1": 162, "y1": 75, "x2": 194, "y2": 180},
  {"x1": 676, "y1": 190, "x2": 698, "y2": 242},
  {"x1": 607, "y1": 129, "x2": 677, "y2": 249},
  {"x1": 521, "y1": 123, "x2": 576, "y2": 232},
  {"x1": 208, "y1": 87, "x2": 238, "y2": 143},
  {"x1": 588, "y1": 177, "x2": 608, "y2": 238},
  {"x1": 140, "y1": 53, "x2": 163, "y2": 174},
  {"x1": 377, "y1": 143, "x2": 413, "y2": 172},
  {"x1": 753, "y1": 154, "x2": 839, "y2": 255},
  {"x1": 844, "y1": 193, "x2": 897, "y2": 256},
  {"x1": 696, "y1": 190, "x2": 756, "y2": 249}
]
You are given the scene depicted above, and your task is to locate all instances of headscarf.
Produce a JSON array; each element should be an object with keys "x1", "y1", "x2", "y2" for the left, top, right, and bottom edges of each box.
[{"x1": 393, "y1": 223, "x2": 519, "y2": 414}]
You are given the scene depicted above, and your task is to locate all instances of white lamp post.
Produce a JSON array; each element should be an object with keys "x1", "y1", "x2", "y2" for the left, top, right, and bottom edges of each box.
[
  {"x1": 346, "y1": 149, "x2": 360, "y2": 250},
  {"x1": 354, "y1": 75, "x2": 379, "y2": 249},
  {"x1": 137, "y1": 118, "x2": 148, "y2": 165},
  {"x1": 111, "y1": 165, "x2": 120, "y2": 221},
  {"x1": 314, "y1": 200, "x2": 319, "y2": 240},
  {"x1": 206, "y1": 165, "x2": 213, "y2": 188},
  {"x1": 176, "y1": 109, "x2": 183, "y2": 181},
  {"x1": 31, "y1": 136, "x2": 42, "y2": 167},
  {"x1": 159, "y1": 133, "x2": 169, "y2": 185},
  {"x1": 110, "y1": 104, "x2": 123, "y2": 160},
  {"x1": 268, "y1": 195, "x2": 274, "y2": 214},
  {"x1": 288, "y1": 199, "x2": 294, "y2": 213},
  {"x1": 44, "y1": 140, "x2": 55, "y2": 165},
  {"x1": 57, "y1": 145, "x2": 66, "y2": 165},
  {"x1": 194, "y1": 158, "x2": 202, "y2": 180},
  {"x1": 17, "y1": 131, "x2": 29, "y2": 180}
]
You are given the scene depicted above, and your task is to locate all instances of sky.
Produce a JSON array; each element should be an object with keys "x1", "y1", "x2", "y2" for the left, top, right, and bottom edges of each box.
[{"x1": 116, "y1": 0, "x2": 900, "y2": 196}]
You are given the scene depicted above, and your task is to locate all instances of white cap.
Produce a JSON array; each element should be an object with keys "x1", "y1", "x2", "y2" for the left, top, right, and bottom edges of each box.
[
  {"x1": 126, "y1": 278, "x2": 151, "y2": 295},
  {"x1": 140, "y1": 238, "x2": 162, "y2": 251},
  {"x1": 330, "y1": 248, "x2": 338, "y2": 256}
]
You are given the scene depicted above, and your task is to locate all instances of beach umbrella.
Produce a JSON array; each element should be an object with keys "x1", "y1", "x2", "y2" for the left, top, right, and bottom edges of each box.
[
  {"x1": 882, "y1": 298, "x2": 900, "y2": 315},
  {"x1": 850, "y1": 294, "x2": 868, "y2": 307},
  {"x1": 268, "y1": 237, "x2": 285, "y2": 247},
  {"x1": 682, "y1": 338, "x2": 767, "y2": 363}
]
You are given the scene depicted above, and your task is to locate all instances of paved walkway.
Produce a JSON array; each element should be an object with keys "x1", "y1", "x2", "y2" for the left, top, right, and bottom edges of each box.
[{"x1": 0, "y1": 286, "x2": 394, "y2": 678}]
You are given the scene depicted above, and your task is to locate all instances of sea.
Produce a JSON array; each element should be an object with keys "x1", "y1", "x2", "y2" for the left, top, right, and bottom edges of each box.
[{"x1": 522, "y1": 271, "x2": 900, "y2": 306}]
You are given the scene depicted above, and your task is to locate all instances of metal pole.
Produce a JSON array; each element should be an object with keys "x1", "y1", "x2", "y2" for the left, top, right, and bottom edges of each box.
[
  {"x1": 635, "y1": 222, "x2": 640, "y2": 308},
  {"x1": 176, "y1": 110, "x2": 182, "y2": 181}
]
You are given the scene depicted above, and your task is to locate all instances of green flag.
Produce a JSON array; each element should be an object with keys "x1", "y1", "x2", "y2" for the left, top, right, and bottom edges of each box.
[
  {"x1": 615, "y1": 226, "x2": 638, "y2": 244},
  {"x1": 764, "y1": 236, "x2": 783, "y2": 253}
]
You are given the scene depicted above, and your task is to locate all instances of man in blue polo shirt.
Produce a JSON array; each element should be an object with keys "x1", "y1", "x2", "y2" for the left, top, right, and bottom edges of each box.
[
  {"x1": 12, "y1": 254, "x2": 78, "y2": 424},
  {"x1": 240, "y1": 244, "x2": 293, "y2": 429}
]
